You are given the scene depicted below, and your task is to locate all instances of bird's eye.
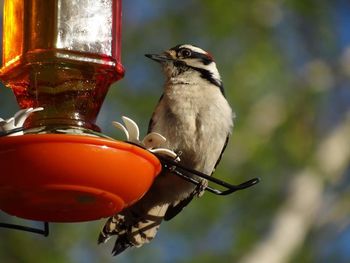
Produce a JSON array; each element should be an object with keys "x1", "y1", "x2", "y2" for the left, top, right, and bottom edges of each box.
[{"x1": 180, "y1": 49, "x2": 191, "y2": 58}]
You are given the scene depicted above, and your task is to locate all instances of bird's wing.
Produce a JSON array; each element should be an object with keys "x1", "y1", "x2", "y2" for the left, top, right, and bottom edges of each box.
[
  {"x1": 147, "y1": 94, "x2": 164, "y2": 133},
  {"x1": 164, "y1": 194, "x2": 194, "y2": 221},
  {"x1": 212, "y1": 135, "x2": 230, "y2": 174}
]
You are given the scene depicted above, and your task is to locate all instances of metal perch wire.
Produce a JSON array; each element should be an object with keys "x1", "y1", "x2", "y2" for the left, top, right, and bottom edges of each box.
[
  {"x1": 0, "y1": 221, "x2": 49, "y2": 236},
  {"x1": 157, "y1": 155, "x2": 260, "y2": 196}
]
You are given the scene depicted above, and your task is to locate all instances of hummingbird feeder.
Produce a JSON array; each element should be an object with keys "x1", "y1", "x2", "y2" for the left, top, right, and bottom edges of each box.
[
  {"x1": 0, "y1": 0, "x2": 161, "y2": 224},
  {"x1": 0, "y1": 0, "x2": 259, "y2": 237}
]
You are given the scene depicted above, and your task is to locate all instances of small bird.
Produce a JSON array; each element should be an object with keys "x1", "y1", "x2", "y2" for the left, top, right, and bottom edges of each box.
[{"x1": 98, "y1": 44, "x2": 234, "y2": 255}]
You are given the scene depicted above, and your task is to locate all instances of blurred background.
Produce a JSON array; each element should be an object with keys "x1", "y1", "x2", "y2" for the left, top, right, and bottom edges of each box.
[{"x1": 1, "y1": 0, "x2": 350, "y2": 262}]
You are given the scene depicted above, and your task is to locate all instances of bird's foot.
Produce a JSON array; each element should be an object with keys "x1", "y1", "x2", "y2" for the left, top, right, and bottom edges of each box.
[{"x1": 194, "y1": 180, "x2": 208, "y2": 197}]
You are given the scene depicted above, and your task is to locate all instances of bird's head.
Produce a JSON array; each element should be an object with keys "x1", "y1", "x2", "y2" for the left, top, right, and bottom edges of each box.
[{"x1": 145, "y1": 44, "x2": 223, "y2": 90}]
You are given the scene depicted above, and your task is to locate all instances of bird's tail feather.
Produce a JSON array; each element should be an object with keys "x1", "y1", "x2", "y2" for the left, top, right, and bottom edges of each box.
[
  {"x1": 98, "y1": 204, "x2": 169, "y2": 256},
  {"x1": 98, "y1": 215, "x2": 122, "y2": 244}
]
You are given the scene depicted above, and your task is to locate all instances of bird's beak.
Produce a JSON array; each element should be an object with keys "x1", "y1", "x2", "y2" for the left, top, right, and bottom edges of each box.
[{"x1": 145, "y1": 53, "x2": 173, "y2": 63}]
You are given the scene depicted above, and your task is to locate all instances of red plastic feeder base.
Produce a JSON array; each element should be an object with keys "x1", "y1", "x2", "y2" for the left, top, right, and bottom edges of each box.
[{"x1": 0, "y1": 134, "x2": 161, "y2": 222}]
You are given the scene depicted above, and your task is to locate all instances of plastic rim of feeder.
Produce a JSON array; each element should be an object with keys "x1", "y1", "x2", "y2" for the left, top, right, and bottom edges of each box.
[{"x1": 0, "y1": 134, "x2": 161, "y2": 222}]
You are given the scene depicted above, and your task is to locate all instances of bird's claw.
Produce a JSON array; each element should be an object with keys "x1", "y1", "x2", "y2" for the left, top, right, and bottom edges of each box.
[{"x1": 194, "y1": 180, "x2": 208, "y2": 197}]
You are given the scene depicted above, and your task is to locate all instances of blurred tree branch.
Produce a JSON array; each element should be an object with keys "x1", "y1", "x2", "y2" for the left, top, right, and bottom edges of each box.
[{"x1": 239, "y1": 112, "x2": 350, "y2": 263}]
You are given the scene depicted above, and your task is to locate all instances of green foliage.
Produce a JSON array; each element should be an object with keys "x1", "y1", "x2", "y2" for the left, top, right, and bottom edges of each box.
[{"x1": 0, "y1": 0, "x2": 348, "y2": 262}]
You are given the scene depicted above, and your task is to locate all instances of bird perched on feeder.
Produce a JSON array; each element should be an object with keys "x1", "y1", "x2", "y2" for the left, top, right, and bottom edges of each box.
[{"x1": 98, "y1": 44, "x2": 234, "y2": 255}]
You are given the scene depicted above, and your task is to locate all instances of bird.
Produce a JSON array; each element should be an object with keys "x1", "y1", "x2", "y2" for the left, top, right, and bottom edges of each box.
[{"x1": 98, "y1": 44, "x2": 234, "y2": 255}]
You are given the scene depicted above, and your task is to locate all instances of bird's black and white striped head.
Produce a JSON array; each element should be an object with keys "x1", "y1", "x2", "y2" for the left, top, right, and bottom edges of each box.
[{"x1": 146, "y1": 44, "x2": 224, "y2": 94}]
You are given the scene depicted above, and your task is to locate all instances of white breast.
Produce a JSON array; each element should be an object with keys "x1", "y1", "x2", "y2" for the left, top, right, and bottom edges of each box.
[{"x1": 151, "y1": 76, "x2": 233, "y2": 175}]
